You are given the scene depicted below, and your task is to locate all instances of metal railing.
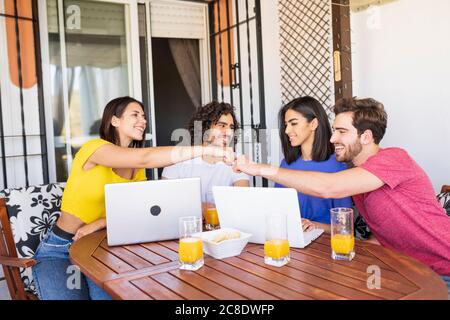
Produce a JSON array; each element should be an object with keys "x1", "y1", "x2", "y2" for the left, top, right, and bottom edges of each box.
[
  {"x1": 0, "y1": 0, "x2": 49, "y2": 188},
  {"x1": 208, "y1": 0, "x2": 267, "y2": 187}
]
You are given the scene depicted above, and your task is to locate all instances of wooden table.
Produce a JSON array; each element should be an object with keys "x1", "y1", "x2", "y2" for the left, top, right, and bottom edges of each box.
[{"x1": 69, "y1": 230, "x2": 447, "y2": 300}]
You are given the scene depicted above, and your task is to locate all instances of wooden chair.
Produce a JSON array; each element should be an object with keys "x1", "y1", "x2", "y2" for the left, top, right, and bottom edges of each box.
[
  {"x1": 0, "y1": 183, "x2": 65, "y2": 300},
  {"x1": 0, "y1": 198, "x2": 37, "y2": 300},
  {"x1": 438, "y1": 185, "x2": 450, "y2": 217}
]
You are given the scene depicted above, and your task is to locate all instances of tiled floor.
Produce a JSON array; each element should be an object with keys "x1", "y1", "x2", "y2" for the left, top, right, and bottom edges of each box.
[
  {"x1": 0, "y1": 267, "x2": 11, "y2": 300},
  {"x1": 0, "y1": 280, "x2": 11, "y2": 300}
]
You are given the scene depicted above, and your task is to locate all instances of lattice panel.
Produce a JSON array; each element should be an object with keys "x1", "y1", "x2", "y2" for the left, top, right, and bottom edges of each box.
[{"x1": 278, "y1": 0, "x2": 334, "y2": 115}]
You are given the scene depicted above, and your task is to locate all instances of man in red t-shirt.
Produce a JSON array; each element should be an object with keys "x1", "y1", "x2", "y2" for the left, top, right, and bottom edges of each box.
[{"x1": 234, "y1": 97, "x2": 450, "y2": 293}]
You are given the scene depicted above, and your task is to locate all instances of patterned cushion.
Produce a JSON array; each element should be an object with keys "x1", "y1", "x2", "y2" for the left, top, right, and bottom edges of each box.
[
  {"x1": 437, "y1": 192, "x2": 450, "y2": 216},
  {"x1": 0, "y1": 183, "x2": 65, "y2": 295}
]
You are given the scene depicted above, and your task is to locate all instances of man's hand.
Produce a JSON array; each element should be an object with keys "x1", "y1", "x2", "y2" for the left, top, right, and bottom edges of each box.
[
  {"x1": 204, "y1": 146, "x2": 236, "y2": 165},
  {"x1": 222, "y1": 147, "x2": 236, "y2": 165},
  {"x1": 233, "y1": 155, "x2": 279, "y2": 177},
  {"x1": 233, "y1": 155, "x2": 261, "y2": 176}
]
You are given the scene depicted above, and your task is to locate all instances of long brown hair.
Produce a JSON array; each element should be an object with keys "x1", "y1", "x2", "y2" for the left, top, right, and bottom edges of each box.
[
  {"x1": 99, "y1": 96, "x2": 146, "y2": 148},
  {"x1": 279, "y1": 96, "x2": 334, "y2": 164}
]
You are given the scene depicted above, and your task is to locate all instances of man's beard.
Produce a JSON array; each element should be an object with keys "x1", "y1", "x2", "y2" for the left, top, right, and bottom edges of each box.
[
  {"x1": 336, "y1": 140, "x2": 362, "y2": 164},
  {"x1": 214, "y1": 134, "x2": 234, "y2": 147}
]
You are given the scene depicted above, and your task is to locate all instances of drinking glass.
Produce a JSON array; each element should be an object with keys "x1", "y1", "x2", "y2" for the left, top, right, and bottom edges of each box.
[
  {"x1": 330, "y1": 208, "x2": 355, "y2": 261},
  {"x1": 204, "y1": 191, "x2": 220, "y2": 230},
  {"x1": 264, "y1": 214, "x2": 290, "y2": 267},
  {"x1": 178, "y1": 216, "x2": 204, "y2": 270}
]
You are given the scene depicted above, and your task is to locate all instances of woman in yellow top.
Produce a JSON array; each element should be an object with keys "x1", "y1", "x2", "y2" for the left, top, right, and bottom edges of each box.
[{"x1": 32, "y1": 96, "x2": 234, "y2": 300}]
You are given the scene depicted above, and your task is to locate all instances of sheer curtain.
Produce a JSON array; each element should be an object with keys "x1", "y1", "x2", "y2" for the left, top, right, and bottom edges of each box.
[
  {"x1": 168, "y1": 39, "x2": 201, "y2": 108},
  {"x1": 50, "y1": 39, "x2": 128, "y2": 144}
]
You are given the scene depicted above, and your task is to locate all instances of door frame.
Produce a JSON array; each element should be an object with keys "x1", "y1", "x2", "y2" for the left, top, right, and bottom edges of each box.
[
  {"x1": 139, "y1": 0, "x2": 212, "y2": 148},
  {"x1": 139, "y1": 0, "x2": 212, "y2": 179}
]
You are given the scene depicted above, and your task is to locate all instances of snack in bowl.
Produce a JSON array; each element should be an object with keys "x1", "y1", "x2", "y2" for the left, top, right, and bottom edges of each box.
[
  {"x1": 211, "y1": 230, "x2": 241, "y2": 243},
  {"x1": 194, "y1": 228, "x2": 252, "y2": 259}
]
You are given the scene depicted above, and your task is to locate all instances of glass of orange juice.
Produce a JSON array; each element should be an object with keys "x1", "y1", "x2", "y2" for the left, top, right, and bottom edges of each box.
[
  {"x1": 330, "y1": 208, "x2": 355, "y2": 261},
  {"x1": 204, "y1": 191, "x2": 220, "y2": 231},
  {"x1": 264, "y1": 214, "x2": 290, "y2": 267},
  {"x1": 178, "y1": 216, "x2": 204, "y2": 271}
]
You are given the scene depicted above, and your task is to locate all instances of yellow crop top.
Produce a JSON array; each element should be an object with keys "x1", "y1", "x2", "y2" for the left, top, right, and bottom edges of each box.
[{"x1": 61, "y1": 138, "x2": 147, "y2": 224}]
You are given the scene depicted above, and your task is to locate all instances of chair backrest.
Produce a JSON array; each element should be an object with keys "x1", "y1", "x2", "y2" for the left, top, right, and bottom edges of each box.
[
  {"x1": 437, "y1": 185, "x2": 450, "y2": 217},
  {"x1": 0, "y1": 183, "x2": 65, "y2": 297}
]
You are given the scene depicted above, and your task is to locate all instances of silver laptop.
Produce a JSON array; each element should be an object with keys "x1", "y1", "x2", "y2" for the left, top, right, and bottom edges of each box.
[
  {"x1": 213, "y1": 186, "x2": 324, "y2": 248},
  {"x1": 105, "y1": 178, "x2": 202, "y2": 246}
]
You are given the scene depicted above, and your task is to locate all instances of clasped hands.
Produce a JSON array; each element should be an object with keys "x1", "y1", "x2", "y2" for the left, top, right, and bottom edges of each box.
[{"x1": 209, "y1": 146, "x2": 277, "y2": 177}]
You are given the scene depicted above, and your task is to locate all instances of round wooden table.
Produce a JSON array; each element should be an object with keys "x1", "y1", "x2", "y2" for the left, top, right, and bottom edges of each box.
[{"x1": 69, "y1": 230, "x2": 447, "y2": 300}]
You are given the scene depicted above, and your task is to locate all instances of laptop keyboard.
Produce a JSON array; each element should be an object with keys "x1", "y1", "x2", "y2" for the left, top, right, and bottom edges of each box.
[{"x1": 304, "y1": 228, "x2": 324, "y2": 244}]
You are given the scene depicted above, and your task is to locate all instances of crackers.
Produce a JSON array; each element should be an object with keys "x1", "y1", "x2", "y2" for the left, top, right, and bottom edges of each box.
[{"x1": 211, "y1": 230, "x2": 241, "y2": 243}]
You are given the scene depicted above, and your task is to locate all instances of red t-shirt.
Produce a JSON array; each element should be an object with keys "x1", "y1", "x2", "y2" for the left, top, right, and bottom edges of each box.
[{"x1": 353, "y1": 148, "x2": 450, "y2": 276}]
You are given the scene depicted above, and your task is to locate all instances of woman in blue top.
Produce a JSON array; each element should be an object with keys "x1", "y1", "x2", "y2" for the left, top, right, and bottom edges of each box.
[{"x1": 275, "y1": 96, "x2": 352, "y2": 233}]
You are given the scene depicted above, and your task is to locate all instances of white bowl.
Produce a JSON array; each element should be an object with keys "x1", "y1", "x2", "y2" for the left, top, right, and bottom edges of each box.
[{"x1": 194, "y1": 228, "x2": 252, "y2": 259}]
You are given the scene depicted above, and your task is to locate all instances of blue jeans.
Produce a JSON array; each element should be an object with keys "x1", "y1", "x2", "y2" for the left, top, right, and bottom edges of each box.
[
  {"x1": 442, "y1": 276, "x2": 450, "y2": 300},
  {"x1": 32, "y1": 229, "x2": 112, "y2": 300}
]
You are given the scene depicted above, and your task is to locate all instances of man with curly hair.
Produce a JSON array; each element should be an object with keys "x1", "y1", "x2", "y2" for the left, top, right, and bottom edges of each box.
[{"x1": 162, "y1": 101, "x2": 249, "y2": 205}]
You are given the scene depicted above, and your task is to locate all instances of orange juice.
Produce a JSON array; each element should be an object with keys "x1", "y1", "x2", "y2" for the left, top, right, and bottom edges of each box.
[
  {"x1": 205, "y1": 207, "x2": 219, "y2": 226},
  {"x1": 179, "y1": 237, "x2": 203, "y2": 263},
  {"x1": 331, "y1": 234, "x2": 355, "y2": 254},
  {"x1": 264, "y1": 239, "x2": 290, "y2": 259}
]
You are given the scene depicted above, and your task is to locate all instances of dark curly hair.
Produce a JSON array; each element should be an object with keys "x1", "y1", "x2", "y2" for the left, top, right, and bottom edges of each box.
[{"x1": 188, "y1": 101, "x2": 239, "y2": 146}]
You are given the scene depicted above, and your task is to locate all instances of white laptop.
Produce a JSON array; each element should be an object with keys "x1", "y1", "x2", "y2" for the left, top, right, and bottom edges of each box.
[
  {"x1": 105, "y1": 178, "x2": 202, "y2": 246},
  {"x1": 213, "y1": 186, "x2": 324, "y2": 248}
]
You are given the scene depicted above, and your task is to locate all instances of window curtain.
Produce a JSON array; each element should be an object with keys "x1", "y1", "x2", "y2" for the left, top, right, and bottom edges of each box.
[{"x1": 168, "y1": 38, "x2": 201, "y2": 108}]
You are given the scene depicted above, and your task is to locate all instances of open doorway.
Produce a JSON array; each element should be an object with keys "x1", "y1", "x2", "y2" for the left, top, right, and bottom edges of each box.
[
  {"x1": 151, "y1": 38, "x2": 201, "y2": 176},
  {"x1": 151, "y1": 38, "x2": 201, "y2": 148}
]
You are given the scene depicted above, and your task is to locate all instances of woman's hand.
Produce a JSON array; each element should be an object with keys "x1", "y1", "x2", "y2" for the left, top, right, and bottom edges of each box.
[
  {"x1": 301, "y1": 219, "x2": 316, "y2": 232},
  {"x1": 301, "y1": 219, "x2": 331, "y2": 234},
  {"x1": 73, "y1": 218, "x2": 106, "y2": 241},
  {"x1": 233, "y1": 155, "x2": 260, "y2": 176}
]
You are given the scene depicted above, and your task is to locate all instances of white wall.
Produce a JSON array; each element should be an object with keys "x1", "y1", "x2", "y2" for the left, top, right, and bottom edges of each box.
[
  {"x1": 351, "y1": 0, "x2": 450, "y2": 192},
  {"x1": 260, "y1": 0, "x2": 283, "y2": 168}
]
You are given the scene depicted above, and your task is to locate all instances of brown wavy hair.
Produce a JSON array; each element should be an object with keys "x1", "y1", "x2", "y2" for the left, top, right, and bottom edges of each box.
[
  {"x1": 333, "y1": 97, "x2": 387, "y2": 144},
  {"x1": 99, "y1": 96, "x2": 146, "y2": 148},
  {"x1": 188, "y1": 101, "x2": 239, "y2": 146}
]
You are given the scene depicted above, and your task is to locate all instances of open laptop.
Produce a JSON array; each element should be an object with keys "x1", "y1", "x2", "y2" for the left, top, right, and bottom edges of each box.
[
  {"x1": 105, "y1": 178, "x2": 202, "y2": 246},
  {"x1": 213, "y1": 186, "x2": 324, "y2": 248}
]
